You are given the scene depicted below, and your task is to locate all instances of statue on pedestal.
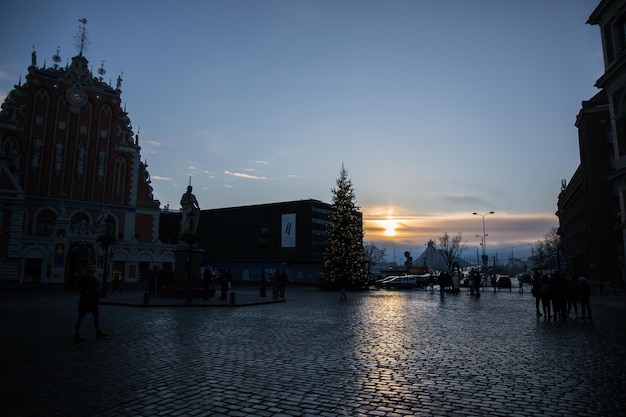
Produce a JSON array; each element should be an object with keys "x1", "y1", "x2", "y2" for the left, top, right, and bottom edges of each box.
[{"x1": 180, "y1": 185, "x2": 200, "y2": 234}]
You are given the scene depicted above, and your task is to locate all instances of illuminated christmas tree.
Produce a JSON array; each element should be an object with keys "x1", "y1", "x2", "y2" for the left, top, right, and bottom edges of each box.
[{"x1": 323, "y1": 165, "x2": 368, "y2": 292}]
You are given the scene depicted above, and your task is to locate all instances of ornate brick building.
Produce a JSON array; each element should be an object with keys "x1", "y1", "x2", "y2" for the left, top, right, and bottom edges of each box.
[{"x1": 0, "y1": 22, "x2": 175, "y2": 288}]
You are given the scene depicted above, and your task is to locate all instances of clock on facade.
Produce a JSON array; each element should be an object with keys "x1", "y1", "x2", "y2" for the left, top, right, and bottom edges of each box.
[{"x1": 65, "y1": 85, "x2": 88, "y2": 108}]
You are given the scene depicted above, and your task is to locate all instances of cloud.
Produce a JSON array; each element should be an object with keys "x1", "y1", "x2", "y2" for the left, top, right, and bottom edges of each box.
[
  {"x1": 144, "y1": 140, "x2": 161, "y2": 147},
  {"x1": 441, "y1": 194, "x2": 490, "y2": 207},
  {"x1": 255, "y1": 160, "x2": 270, "y2": 165},
  {"x1": 151, "y1": 175, "x2": 173, "y2": 181},
  {"x1": 224, "y1": 170, "x2": 268, "y2": 180}
]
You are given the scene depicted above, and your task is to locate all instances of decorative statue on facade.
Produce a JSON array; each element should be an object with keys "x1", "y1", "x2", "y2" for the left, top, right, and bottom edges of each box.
[{"x1": 180, "y1": 185, "x2": 200, "y2": 234}]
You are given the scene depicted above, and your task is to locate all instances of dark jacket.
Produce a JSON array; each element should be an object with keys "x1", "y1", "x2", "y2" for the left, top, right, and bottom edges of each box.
[{"x1": 77, "y1": 273, "x2": 101, "y2": 313}]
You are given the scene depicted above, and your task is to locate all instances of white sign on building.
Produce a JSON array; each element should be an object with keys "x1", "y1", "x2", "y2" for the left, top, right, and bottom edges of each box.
[{"x1": 281, "y1": 213, "x2": 296, "y2": 248}]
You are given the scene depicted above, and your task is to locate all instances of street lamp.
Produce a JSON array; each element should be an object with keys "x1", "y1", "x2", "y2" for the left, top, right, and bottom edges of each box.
[
  {"x1": 180, "y1": 211, "x2": 199, "y2": 304},
  {"x1": 473, "y1": 211, "x2": 494, "y2": 274},
  {"x1": 258, "y1": 225, "x2": 269, "y2": 297},
  {"x1": 98, "y1": 215, "x2": 116, "y2": 298}
]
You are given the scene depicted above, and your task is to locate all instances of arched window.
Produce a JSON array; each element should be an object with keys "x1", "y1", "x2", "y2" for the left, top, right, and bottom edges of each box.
[
  {"x1": 112, "y1": 155, "x2": 127, "y2": 204},
  {"x1": 70, "y1": 211, "x2": 91, "y2": 235},
  {"x1": 35, "y1": 209, "x2": 57, "y2": 236}
]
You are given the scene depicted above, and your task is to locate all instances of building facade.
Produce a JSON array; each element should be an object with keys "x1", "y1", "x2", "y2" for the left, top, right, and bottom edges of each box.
[
  {"x1": 557, "y1": 91, "x2": 619, "y2": 282},
  {"x1": 160, "y1": 199, "x2": 339, "y2": 284},
  {"x1": 0, "y1": 25, "x2": 176, "y2": 288},
  {"x1": 588, "y1": 0, "x2": 626, "y2": 284}
]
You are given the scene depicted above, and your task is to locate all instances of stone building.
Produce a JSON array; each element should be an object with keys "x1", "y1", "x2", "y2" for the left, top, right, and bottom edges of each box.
[
  {"x1": 557, "y1": 91, "x2": 619, "y2": 282},
  {"x1": 586, "y1": 0, "x2": 626, "y2": 284},
  {"x1": 0, "y1": 23, "x2": 176, "y2": 289}
]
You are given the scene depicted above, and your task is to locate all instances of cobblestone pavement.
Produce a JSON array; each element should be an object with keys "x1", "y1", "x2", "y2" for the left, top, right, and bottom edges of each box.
[{"x1": 2, "y1": 286, "x2": 625, "y2": 417}]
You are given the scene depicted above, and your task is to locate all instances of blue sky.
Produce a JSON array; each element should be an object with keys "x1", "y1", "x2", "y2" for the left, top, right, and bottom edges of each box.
[{"x1": 0, "y1": 0, "x2": 603, "y2": 263}]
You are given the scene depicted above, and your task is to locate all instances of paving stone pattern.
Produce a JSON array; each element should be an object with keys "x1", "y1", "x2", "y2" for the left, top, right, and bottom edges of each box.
[{"x1": 2, "y1": 287, "x2": 625, "y2": 416}]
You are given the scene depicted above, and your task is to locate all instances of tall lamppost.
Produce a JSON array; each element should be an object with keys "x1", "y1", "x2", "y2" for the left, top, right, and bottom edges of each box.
[
  {"x1": 97, "y1": 215, "x2": 116, "y2": 298},
  {"x1": 180, "y1": 211, "x2": 199, "y2": 304},
  {"x1": 473, "y1": 211, "x2": 494, "y2": 275},
  {"x1": 258, "y1": 225, "x2": 269, "y2": 297}
]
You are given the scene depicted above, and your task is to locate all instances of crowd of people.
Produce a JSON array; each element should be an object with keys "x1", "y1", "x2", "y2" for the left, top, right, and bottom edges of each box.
[{"x1": 531, "y1": 271, "x2": 592, "y2": 321}]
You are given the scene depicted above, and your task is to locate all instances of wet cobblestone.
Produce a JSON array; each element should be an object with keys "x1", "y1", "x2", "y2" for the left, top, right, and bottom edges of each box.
[{"x1": 1, "y1": 287, "x2": 625, "y2": 416}]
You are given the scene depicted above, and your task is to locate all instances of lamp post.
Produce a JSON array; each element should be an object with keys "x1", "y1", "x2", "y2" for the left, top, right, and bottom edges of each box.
[
  {"x1": 473, "y1": 211, "x2": 494, "y2": 275},
  {"x1": 98, "y1": 215, "x2": 116, "y2": 298},
  {"x1": 181, "y1": 212, "x2": 198, "y2": 304},
  {"x1": 258, "y1": 225, "x2": 269, "y2": 297}
]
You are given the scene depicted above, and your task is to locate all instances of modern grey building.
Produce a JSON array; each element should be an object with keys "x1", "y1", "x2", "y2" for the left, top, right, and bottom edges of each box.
[{"x1": 160, "y1": 199, "x2": 343, "y2": 285}]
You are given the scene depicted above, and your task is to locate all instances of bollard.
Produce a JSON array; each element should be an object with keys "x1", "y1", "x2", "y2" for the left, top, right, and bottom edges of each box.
[
  {"x1": 143, "y1": 292, "x2": 150, "y2": 305},
  {"x1": 229, "y1": 292, "x2": 236, "y2": 304}
]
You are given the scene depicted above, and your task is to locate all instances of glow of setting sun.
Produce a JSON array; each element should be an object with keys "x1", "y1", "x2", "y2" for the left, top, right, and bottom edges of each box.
[{"x1": 381, "y1": 219, "x2": 398, "y2": 237}]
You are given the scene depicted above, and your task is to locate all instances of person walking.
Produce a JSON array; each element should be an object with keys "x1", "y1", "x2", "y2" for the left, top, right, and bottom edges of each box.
[
  {"x1": 578, "y1": 277, "x2": 592, "y2": 320},
  {"x1": 149, "y1": 265, "x2": 158, "y2": 296},
  {"x1": 438, "y1": 271, "x2": 446, "y2": 299},
  {"x1": 532, "y1": 272, "x2": 542, "y2": 317},
  {"x1": 473, "y1": 270, "x2": 481, "y2": 298},
  {"x1": 452, "y1": 271, "x2": 460, "y2": 295},
  {"x1": 566, "y1": 275, "x2": 579, "y2": 319},
  {"x1": 279, "y1": 268, "x2": 287, "y2": 298},
  {"x1": 73, "y1": 263, "x2": 108, "y2": 343},
  {"x1": 219, "y1": 269, "x2": 230, "y2": 301},
  {"x1": 540, "y1": 275, "x2": 552, "y2": 320}
]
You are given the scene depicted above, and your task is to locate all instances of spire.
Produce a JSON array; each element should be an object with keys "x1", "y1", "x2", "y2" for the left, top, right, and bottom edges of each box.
[
  {"x1": 75, "y1": 18, "x2": 89, "y2": 56},
  {"x1": 52, "y1": 46, "x2": 61, "y2": 69},
  {"x1": 97, "y1": 60, "x2": 106, "y2": 81}
]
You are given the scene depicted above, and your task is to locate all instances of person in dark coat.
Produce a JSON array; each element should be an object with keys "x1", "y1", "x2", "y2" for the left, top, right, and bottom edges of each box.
[
  {"x1": 73, "y1": 263, "x2": 108, "y2": 342},
  {"x1": 279, "y1": 269, "x2": 287, "y2": 298},
  {"x1": 219, "y1": 269, "x2": 231, "y2": 300},
  {"x1": 438, "y1": 271, "x2": 446, "y2": 299},
  {"x1": 540, "y1": 275, "x2": 552, "y2": 320},
  {"x1": 149, "y1": 266, "x2": 159, "y2": 296},
  {"x1": 532, "y1": 272, "x2": 542, "y2": 317}
]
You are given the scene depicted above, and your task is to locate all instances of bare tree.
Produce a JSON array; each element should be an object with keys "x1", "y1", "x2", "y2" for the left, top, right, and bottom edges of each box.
[
  {"x1": 531, "y1": 227, "x2": 560, "y2": 272},
  {"x1": 364, "y1": 242, "x2": 386, "y2": 279},
  {"x1": 436, "y1": 232, "x2": 467, "y2": 271},
  {"x1": 543, "y1": 227, "x2": 560, "y2": 271}
]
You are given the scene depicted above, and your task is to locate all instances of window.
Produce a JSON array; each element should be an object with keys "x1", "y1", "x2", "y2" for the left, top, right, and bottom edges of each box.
[{"x1": 35, "y1": 209, "x2": 56, "y2": 236}]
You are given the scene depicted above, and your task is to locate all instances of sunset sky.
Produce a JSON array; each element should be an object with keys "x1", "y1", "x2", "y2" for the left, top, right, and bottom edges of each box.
[{"x1": 0, "y1": 0, "x2": 603, "y2": 263}]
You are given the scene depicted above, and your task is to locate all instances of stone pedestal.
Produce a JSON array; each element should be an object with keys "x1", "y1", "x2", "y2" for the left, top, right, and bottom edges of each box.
[
  {"x1": 158, "y1": 243, "x2": 205, "y2": 299},
  {"x1": 173, "y1": 243, "x2": 204, "y2": 281}
]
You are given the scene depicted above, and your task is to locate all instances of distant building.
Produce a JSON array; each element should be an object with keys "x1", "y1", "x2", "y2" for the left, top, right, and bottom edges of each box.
[
  {"x1": 413, "y1": 240, "x2": 471, "y2": 271},
  {"x1": 583, "y1": 0, "x2": 626, "y2": 283},
  {"x1": 0, "y1": 23, "x2": 175, "y2": 288},
  {"x1": 160, "y1": 199, "x2": 344, "y2": 284}
]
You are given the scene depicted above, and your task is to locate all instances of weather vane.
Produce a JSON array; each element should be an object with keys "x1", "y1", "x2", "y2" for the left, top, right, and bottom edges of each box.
[{"x1": 75, "y1": 18, "x2": 89, "y2": 56}]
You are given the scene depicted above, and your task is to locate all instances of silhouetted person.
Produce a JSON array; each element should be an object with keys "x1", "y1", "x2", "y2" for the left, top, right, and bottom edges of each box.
[
  {"x1": 279, "y1": 269, "x2": 287, "y2": 297},
  {"x1": 219, "y1": 269, "x2": 231, "y2": 300},
  {"x1": 532, "y1": 272, "x2": 542, "y2": 317},
  {"x1": 74, "y1": 263, "x2": 107, "y2": 342},
  {"x1": 149, "y1": 266, "x2": 158, "y2": 296},
  {"x1": 540, "y1": 275, "x2": 551, "y2": 320},
  {"x1": 566, "y1": 275, "x2": 579, "y2": 319},
  {"x1": 203, "y1": 267, "x2": 213, "y2": 299},
  {"x1": 438, "y1": 271, "x2": 446, "y2": 299}
]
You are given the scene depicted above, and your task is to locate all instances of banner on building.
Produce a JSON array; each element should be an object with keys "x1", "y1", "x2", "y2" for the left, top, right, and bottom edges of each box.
[{"x1": 281, "y1": 213, "x2": 296, "y2": 248}]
